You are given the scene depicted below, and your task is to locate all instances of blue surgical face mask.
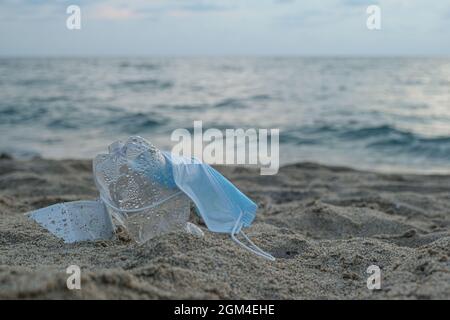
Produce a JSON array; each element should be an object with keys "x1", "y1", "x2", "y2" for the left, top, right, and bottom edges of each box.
[{"x1": 163, "y1": 152, "x2": 275, "y2": 261}]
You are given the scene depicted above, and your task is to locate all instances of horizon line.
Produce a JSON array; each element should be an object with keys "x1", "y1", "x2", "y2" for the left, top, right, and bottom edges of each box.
[{"x1": 1, "y1": 53, "x2": 450, "y2": 59}]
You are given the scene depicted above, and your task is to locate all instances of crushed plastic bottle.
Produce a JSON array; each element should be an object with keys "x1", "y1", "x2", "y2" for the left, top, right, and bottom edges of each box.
[
  {"x1": 93, "y1": 136, "x2": 191, "y2": 244},
  {"x1": 28, "y1": 200, "x2": 114, "y2": 243},
  {"x1": 185, "y1": 221, "x2": 204, "y2": 238}
]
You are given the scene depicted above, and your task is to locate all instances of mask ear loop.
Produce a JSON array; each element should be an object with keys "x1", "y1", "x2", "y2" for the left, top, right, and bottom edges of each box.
[{"x1": 231, "y1": 211, "x2": 276, "y2": 261}]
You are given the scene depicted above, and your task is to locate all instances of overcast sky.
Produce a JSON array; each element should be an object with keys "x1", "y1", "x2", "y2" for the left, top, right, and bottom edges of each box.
[{"x1": 0, "y1": 0, "x2": 449, "y2": 56}]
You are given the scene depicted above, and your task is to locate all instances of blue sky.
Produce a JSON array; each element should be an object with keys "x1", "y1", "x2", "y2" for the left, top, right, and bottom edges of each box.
[{"x1": 0, "y1": 0, "x2": 449, "y2": 56}]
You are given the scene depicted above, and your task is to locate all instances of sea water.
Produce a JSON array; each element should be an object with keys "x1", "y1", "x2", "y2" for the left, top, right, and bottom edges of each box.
[{"x1": 0, "y1": 57, "x2": 449, "y2": 173}]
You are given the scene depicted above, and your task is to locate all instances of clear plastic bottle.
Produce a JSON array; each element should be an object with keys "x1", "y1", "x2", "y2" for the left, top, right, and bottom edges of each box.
[{"x1": 93, "y1": 136, "x2": 190, "y2": 244}]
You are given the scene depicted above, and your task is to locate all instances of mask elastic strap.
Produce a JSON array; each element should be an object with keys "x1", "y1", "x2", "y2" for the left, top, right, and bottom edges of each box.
[{"x1": 231, "y1": 211, "x2": 275, "y2": 261}]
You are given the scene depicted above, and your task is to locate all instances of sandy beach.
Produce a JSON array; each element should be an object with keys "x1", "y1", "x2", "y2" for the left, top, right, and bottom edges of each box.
[{"x1": 0, "y1": 155, "x2": 449, "y2": 299}]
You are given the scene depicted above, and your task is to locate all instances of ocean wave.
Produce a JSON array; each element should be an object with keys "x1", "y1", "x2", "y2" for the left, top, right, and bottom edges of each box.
[
  {"x1": 360, "y1": 126, "x2": 450, "y2": 159},
  {"x1": 250, "y1": 94, "x2": 272, "y2": 101},
  {"x1": 340, "y1": 125, "x2": 450, "y2": 144},
  {"x1": 15, "y1": 78, "x2": 58, "y2": 86},
  {"x1": 213, "y1": 98, "x2": 248, "y2": 108},
  {"x1": 0, "y1": 105, "x2": 48, "y2": 124},
  {"x1": 29, "y1": 96, "x2": 69, "y2": 104},
  {"x1": 213, "y1": 94, "x2": 273, "y2": 108},
  {"x1": 168, "y1": 104, "x2": 207, "y2": 110},
  {"x1": 339, "y1": 125, "x2": 402, "y2": 139},
  {"x1": 47, "y1": 118, "x2": 80, "y2": 130},
  {"x1": 119, "y1": 62, "x2": 160, "y2": 70},
  {"x1": 282, "y1": 124, "x2": 450, "y2": 160},
  {"x1": 106, "y1": 112, "x2": 168, "y2": 134},
  {"x1": 112, "y1": 79, "x2": 173, "y2": 90}
]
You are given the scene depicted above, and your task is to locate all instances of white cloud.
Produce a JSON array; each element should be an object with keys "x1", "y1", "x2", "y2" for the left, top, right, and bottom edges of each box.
[{"x1": 90, "y1": 5, "x2": 139, "y2": 20}]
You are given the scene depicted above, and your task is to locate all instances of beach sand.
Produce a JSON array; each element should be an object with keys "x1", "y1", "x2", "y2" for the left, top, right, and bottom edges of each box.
[{"x1": 0, "y1": 156, "x2": 449, "y2": 299}]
